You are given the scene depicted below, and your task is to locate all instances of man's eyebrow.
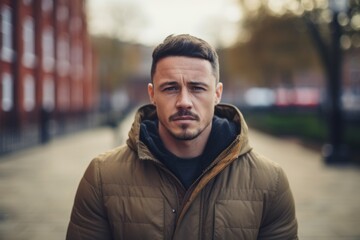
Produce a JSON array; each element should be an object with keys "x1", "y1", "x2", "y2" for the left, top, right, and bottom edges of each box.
[
  {"x1": 188, "y1": 81, "x2": 209, "y2": 87},
  {"x1": 158, "y1": 81, "x2": 178, "y2": 88}
]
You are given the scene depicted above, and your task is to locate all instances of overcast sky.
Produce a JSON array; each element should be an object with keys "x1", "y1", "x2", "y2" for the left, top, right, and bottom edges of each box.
[{"x1": 86, "y1": 0, "x2": 242, "y2": 47}]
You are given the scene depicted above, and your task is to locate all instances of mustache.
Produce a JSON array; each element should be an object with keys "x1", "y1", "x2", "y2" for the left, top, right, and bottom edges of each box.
[{"x1": 169, "y1": 109, "x2": 199, "y2": 121}]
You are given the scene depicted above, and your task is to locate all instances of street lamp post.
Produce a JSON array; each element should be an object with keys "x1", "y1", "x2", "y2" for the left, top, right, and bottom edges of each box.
[{"x1": 322, "y1": 0, "x2": 349, "y2": 163}]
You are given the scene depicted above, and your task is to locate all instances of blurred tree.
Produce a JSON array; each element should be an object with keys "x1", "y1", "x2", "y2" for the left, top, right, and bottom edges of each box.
[
  {"x1": 301, "y1": 0, "x2": 360, "y2": 163},
  {"x1": 87, "y1": 1, "x2": 146, "y2": 91},
  {"x1": 86, "y1": 1, "x2": 147, "y2": 117},
  {"x1": 92, "y1": 37, "x2": 142, "y2": 90},
  {"x1": 222, "y1": 12, "x2": 323, "y2": 88},
  {"x1": 224, "y1": 0, "x2": 360, "y2": 84},
  {"x1": 228, "y1": 0, "x2": 360, "y2": 163}
]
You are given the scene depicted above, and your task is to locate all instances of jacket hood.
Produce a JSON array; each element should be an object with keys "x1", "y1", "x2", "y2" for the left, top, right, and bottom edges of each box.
[{"x1": 126, "y1": 103, "x2": 252, "y2": 161}]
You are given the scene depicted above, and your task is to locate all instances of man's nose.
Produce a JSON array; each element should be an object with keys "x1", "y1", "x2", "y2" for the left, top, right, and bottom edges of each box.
[{"x1": 176, "y1": 89, "x2": 192, "y2": 108}]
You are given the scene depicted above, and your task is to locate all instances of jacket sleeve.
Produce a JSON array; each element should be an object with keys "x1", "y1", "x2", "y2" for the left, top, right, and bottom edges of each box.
[
  {"x1": 66, "y1": 159, "x2": 113, "y2": 240},
  {"x1": 258, "y1": 166, "x2": 298, "y2": 240}
]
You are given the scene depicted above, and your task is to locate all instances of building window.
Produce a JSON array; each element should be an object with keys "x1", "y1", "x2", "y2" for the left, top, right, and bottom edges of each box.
[
  {"x1": 42, "y1": 77, "x2": 55, "y2": 111},
  {"x1": 23, "y1": 0, "x2": 32, "y2": 6},
  {"x1": 1, "y1": 73, "x2": 13, "y2": 112},
  {"x1": 23, "y1": 17, "x2": 36, "y2": 68},
  {"x1": 42, "y1": 0, "x2": 53, "y2": 12},
  {"x1": 74, "y1": 84, "x2": 83, "y2": 108},
  {"x1": 42, "y1": 27, "x2": 54, "y2": 72},
  {"x1": 58, "y1": 83, "x2": 69, "y2": 111},
  {"x1": 71, "y1": 45, "x2": 83, "y2": 79},
  {"x1": 57, "y1": 5, "x2": 68, "y2": 22},
  {"x1": 1, "y1": 5, "x2": 14, "y2": 62},
  {"x1": 57, "y1": 36, "x2": 70, "y2": 76},
  {"x1": 70, "y1": 17, "x2": 82, "y2": 33},
  {"x1": 24, "y1": 75, "x2": 35, "y2": 112}
]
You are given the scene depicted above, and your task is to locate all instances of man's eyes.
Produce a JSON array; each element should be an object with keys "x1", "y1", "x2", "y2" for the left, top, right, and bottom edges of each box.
[
  {"x1": 162, "y1": 86, "x2": 206, "y2": 92},
  {"x1": 160, "y1": 84, "x2": 207, "y2": 92},
  {"x1": 162, "y1": 86, "x2": 179, "y2": 92},
  {"x1": 190, "y1": 86, "x2": 206, "y2": 92}
]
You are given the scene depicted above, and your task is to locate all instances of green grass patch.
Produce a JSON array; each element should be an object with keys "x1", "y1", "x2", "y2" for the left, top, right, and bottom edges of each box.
[{"x1": 243, "y1": 109, "x2": 360, "y2": 163}]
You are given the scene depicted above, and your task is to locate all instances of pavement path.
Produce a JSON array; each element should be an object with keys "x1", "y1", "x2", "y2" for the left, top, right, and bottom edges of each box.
[
  {"x1": 249, "y1": 131, "x2": 360, "y2": 240},
  {"x1": 0, "y1": 109, "x2": 359, "y2": 240}
]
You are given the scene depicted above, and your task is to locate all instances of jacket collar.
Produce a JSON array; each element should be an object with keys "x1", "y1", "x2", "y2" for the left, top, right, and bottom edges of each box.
[{"x1": 126, "y1": 103, "x2": 252, "y2": 161}]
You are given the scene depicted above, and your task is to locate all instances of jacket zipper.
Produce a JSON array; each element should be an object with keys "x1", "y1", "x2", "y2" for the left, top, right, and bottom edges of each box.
[
  {"x1": 172, "y1": 138, "x2": 241, "y2": 229},
  {"x1": 142, "y1": 157, "x2": 184, "y2": 238},
  {"x1": 141, "y1": 138, "x2": 240, "y2": 238},
  {"x1": 199, "y1": 190, "x2": 205, "y2": 240}
]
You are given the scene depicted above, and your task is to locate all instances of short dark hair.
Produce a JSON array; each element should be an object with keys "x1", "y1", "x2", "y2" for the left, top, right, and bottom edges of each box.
[{"x1": 151, "y1": 34, "x2": 219, "y2": 82}]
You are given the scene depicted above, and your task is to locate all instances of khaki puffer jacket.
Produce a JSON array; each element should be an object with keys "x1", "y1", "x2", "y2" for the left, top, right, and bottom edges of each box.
[{"x1": 67, "y1": 104, "x2": 298, "y2": 240}]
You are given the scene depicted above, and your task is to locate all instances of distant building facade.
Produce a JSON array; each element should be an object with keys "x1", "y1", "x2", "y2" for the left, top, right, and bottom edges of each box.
[{"x1": 0, "y1": 0, "x2": 97, "y2": 153}]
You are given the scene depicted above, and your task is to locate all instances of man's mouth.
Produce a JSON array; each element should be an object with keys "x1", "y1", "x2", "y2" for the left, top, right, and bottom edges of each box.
[{"x1": 172, "y1": 116, "x2": 196, "y2": 121}]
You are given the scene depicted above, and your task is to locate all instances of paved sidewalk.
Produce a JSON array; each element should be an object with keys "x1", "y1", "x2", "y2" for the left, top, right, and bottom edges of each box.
[
  {"x1": 0, "y1": 110, "x2": 359, "y2": 239},
  {"x1": 249, "y1": 131, "x2": 360, "y2": 240}
]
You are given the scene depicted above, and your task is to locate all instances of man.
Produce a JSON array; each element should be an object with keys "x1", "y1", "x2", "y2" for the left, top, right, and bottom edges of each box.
[{"x1": 66, "y1": 34, "x2": 298, "y2": 239}]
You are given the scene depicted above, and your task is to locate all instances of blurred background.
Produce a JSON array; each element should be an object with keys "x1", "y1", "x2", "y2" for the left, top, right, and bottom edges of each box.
[
  {"x1": 0, "y1": 0, "x2": 360, "y2": 239},
  {"x1": 1, "y1": 0, "x2": 359, "y2": 163}
]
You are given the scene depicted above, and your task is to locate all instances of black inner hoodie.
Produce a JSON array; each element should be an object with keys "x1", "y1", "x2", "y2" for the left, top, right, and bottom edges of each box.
[{"x1": 140, "y1": 116, "x2": 238, "y2": 189}]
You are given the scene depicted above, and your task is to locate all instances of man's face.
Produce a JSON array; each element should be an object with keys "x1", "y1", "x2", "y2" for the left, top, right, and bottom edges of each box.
[{"x1": 148, "y1": 56, "x2": 223, "y2": 142}]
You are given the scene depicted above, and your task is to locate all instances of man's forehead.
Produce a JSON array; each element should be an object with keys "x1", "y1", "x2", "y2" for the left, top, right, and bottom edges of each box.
[
  {"x1": 157, "y1": 56, "x2": 211, "y2": 68},
  {"x1": 155, "y1": 57, "x2": 212, "y2": 75}
]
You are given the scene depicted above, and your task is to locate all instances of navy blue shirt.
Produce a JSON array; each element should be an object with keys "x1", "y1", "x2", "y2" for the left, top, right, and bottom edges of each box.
[{"x1": 140, "y1": 116, "x2": 238, "y2": 189}]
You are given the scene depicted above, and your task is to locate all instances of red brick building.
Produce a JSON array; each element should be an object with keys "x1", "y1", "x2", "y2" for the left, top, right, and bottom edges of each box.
[{"x1": 0, "y1": 0, "x2": 97, "y2": 153}]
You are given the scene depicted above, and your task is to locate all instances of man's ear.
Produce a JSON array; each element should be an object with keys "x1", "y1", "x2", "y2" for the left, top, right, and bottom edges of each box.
[
  {"x1": 215, "y1": 82, "x2": 223, "y2": 104},
  {"x1": 148, "y1": 83, "x2": 155, "y2": 105}
]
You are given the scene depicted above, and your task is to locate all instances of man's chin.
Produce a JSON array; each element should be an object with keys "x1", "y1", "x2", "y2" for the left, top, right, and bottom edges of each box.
[{"x1": 171, "y1": 129, "x2": 199, "y2": 141}]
